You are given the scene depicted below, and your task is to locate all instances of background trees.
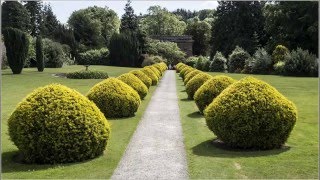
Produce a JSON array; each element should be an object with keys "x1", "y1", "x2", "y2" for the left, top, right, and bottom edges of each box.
[{"x1": 2, "y1": 1, "x2": 31, "y2": 32}]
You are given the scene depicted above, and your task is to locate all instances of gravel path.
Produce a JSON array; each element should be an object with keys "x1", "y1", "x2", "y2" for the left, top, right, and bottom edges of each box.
[{"x1": 111, "y1": 70, "x2": 188, "y2": 180}]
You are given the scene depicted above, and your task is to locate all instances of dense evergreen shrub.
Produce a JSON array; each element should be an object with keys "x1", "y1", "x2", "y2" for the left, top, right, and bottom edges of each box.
[
  {"x1": 194, "y1": 75, "x2": 236, "y2": 113},
  {"x1": 210, "y1": 51, "x2": 227, "y2": 72},
  {"x1": 2, "y1": 27, "x2": 29, "y2": 74},
  {"x1": 1, "y1": 35, "x2": 8, "y2": 69},
  {"x1": 118, "y1": 73, "x2": 148, "y2": 99},
  {"x1": 249, "y1": 48, "x2": 272, "y2": 74},
  {"x1": 228, "y1": 46, "x2": 251, "y2": 73},
  {"x1": 8, "y1": 84, "x2": 110, "y2": 164},
  {"x1": 185, "y1": 56, "x2": 198, "y2": 67},
  {"x1": 184, "y1": 69, "x2": 201, "y2": 85},
  {"x1": 185, "y1": 73, "x2": 212, "y2": 99},
  {"x1": 273, "y1": 61, "x2": 285, "y2": 75},
  {"x1": 141, "y1": 68, "x2": 159, "y2": 85},
  {"x1": 202, "y1": 58, "x2": 211, "y2": 72},
  {"x1": 87, "y1": 78, "x2": 141, "y2": 117},
  {"x1": 272, "y1": 45, "x2": 289, "y2": 64},
  {"x1": 66, "y1": 70, "x2": 109, "y2": 79},
  {"x1": 43, "y1": 38, "x2": 73, "y2": 68},
  {"x1": 130, "y1": 70, "x2": 152, "y2": 88},
  {"x1": 141, "y1": 55, "x2": 166, "y2": 67},
  {"x1": 283, "y1": 48, "x2": 318, "y2": 77},
  {"x1": 77, "y1": 48, "x2": 109, "y2": 65},
  {"x1": 204, "y1": 76, "x2": 297, "y2": 149},
  {"x1": 36, "y1": 36, "x2": 44, "y2": 72}
]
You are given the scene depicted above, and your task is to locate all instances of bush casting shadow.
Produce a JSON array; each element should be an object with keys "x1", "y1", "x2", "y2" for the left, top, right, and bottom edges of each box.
[
  {"x1": 192, "y1": 139, "x2": 290, "y2": 158},
  {"x1": 187, "y1": 111, "x2": 202, "y2": 118},
  {"x1": 2, "y1": 151, "x2": 100, "y2": 173},
  {"x1": 180, "y1": 89, "x2": 186, "y2": 92},
  {"x1": 180, "y1": 98, "x2": 192, "y2": 102}
]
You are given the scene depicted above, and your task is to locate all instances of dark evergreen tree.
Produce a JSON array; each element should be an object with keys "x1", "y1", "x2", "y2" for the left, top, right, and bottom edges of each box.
[
  {"x1": 52, "y1": 24, "x2": 77, "y2": 58},
  {"x1": 36, "y1": 36, "x2": 44, "y2": 72},
  {"x1": 1, "y1": 1, "x2": 31, "y2": 32},
  {"x1": 210, "y1": 1, "x2": 266, "y2": 58},
  {"x1": 2, "y1": 28, "x2": 29, "y2": 74},
  {"x1": 24, "y1": 1, "x2": 43, "y2": 36},
  {"x1": 172, "y1": 8, "x2": 197, "y2": 22},
  {"x1": 120, "y1": 0, "x2": 138, "y2": 32},
  {"x1": 109, "y1": 32, "x2": 140, "y2": 67},
  {"x1": 41, "y1": 4, "x2": 59, "y2": 38}
]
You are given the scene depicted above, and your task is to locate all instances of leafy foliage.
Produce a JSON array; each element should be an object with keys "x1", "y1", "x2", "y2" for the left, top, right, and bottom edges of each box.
[
  {"x1": 24, "y1": 1, "x2": 42, "y2": 36},
  {"x1": 1, "y1": 35, "x2": 8, "y2": 69},
  {"x1": 204, "y1": 76, "x2": 297, "y2": 149},
  {"x1": 283, "y1": 48, "x2": 318, "y2": 77},
  {"x1": 185, "y1": 73, "x2": 212, "y2": 99},
  {"x1": 42, "y1": 38, "x2": 73, "y2": 68},
  {"x1": 194, "y1": 75, "x2": 236, "y2": 113},
  {"x1": 249, "y1": 48, "x2": 272, "y2": 74},
  {"x1": 8, "y1": 84, "x2": 110, "y2": 164},
  {"x1": 41, "y1": 4, "x2": 59, "y2": 38},
  {"x1": 141, "y1": 68, "x2": 159, "y2": 85},
  {"x1": 120, "y1": 0, "x2": 138, "y2": 33},
  {"x1": 77, "y1": 48, "x2": 109, "y2": 65},
  {"x1": 228, "y1": 46, "x2": 251, "y2": 73},
  {"x1": 130, "y1": 70, "x2": 152, "y2": 88},
  {"x1": 1, "y1": 1, "x2": 31, "y2": 32},
  {"x1": 66, "y1": 70, "x2": 109, "y2": 79},
  {"x1": 210, "y1": 51, "x2": 227, "y2": 72},
  {"x1": 36, "y1": 36, "x2": 44, "y2": 72},
  {"x1": 184, "y1": 69, "x2": 201, "y2": 85},
  {"x1": 118, "y1": 73, "x2": 148, "y2": 99},
  {"x1": 2, "y1": 28, "x2": 29, "y2": 74},
  {"x1": 272, "y1": 45, "x2": 289, "y2": 64},
  {"x1": 87, "y1": 78, "x2": 141, "y2": 118}
]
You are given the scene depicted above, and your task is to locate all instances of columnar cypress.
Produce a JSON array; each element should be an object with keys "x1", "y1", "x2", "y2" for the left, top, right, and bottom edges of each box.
[
  {"x1": 36, "y1": 36, "x2": 44, "y2": 72},
  {"x1": 2, "y1": 28, "x2": 29, "y2": 74}
]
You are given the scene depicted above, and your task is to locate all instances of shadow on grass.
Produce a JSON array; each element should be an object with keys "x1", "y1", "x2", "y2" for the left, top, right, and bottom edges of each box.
[
  {"x1": 2, "y1": 150, "x2": 99, "y2": 173},
  {"x1": 180, "y1": 89, "x2": 186, "y2": 92},
  {"x1": 187, "y1": 111, "x2": 203, "y2": 118},
  {"x1": 192, "y1": 139, "x2": 290, "y2": 158},
  {"x1": 180, "y1": 98, "x2": 192, "y2": 101}
]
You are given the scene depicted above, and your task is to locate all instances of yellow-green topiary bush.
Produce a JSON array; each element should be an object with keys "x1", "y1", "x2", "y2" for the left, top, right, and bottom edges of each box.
[
  {"x1": 182, "y1": 67, "x2": 195, "y2": 80},
  {"x1": 185, "y1": 73, "x2": 212, "y2": 99},
  {"x1": 130, "y1": 70, "x2": 152, "y2": 88},
  {"x1": 159, "y1": 62, "x2": 168, "y2": 71},
  {"x1": 194, "y1": 75, "x2": 236, "y2": 113},
  {"x1": 146, "y1": 66, "x2": 161, "y2": 78},
  {"x1": 118, "y1": 73, "x2": 148, "y2": 99},
  {"x1": 141, "y1": 68, "x2": 159, "y2": 85},
  {"x1": 87, "y1": 78, "x2": 141, "y2": 118},
  {"x1": 176, "y1": 63, "x2": 187, "y2": 73},
  {"x1": 184, "y1": 69, "x2": 202, "y2": 85},
  {"x1": 153, "y1": 64, "x2": 164, "y2": 75},
  {"x1": 204, "y1": 76, "x2": 297, "y2": 149},
  {"x1": 179, "y1": 66, "x2": 192, "y2": 79},
  {"x1": 8, "y1": 84, "x2": 110, "y2": 164}
]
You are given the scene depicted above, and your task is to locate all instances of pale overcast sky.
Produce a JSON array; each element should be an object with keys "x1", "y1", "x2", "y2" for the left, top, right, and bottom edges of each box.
[{"x1": 46, "y1": 1, "x2": 219, "y2": 24}]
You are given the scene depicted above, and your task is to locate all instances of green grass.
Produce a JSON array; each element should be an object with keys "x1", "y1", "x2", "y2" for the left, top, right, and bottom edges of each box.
[
  {"x1": 1, "y1": 65, "x2": 156, "y2": 179},
  {"x1": 176, "y1": 72, "x2": 318, "y2": 179}
]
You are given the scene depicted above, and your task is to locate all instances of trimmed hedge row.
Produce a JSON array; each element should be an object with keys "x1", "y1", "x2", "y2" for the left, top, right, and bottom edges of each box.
[
  {"x1": 177, "y1": 62, "x2": 297, "y2": 150},
  {"x1": 8, "y1": 62, "x2": 167, "y2": 164}
]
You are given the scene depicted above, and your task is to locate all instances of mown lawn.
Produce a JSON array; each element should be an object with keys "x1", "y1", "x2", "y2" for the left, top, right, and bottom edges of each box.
[
  {"x1": 176, "y1": 72, "x2": 318, "y2": 179},
  {"x1": 1, "y1": 65, "x2": 157, "y2": 179}
]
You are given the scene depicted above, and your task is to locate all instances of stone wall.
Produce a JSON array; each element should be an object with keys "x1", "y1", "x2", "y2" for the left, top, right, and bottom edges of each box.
[{"x1": 150, "y1": 36, "x2": 194, "y2": 57}]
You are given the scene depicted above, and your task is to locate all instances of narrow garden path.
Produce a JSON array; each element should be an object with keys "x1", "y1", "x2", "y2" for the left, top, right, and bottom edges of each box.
[{"x1": 111, "y1": 70, "x2": 188, "y2": 180}]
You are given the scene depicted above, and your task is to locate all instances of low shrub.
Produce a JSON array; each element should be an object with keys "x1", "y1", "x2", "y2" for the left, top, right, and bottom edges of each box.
[
  {"x1": 141, "y1": 68, "x2": 159, "y2": 85},
  {"x1": 43, "y1": 38, "x2": 73, "y2": 68},
  {"x1": 273, "y1": 61, "x2": 285, "y2": 75},
  {"x1": 283, "y1": 48, "x2": 318, "y2": 77},
  {"x1": 194, "y1": 75, "x2": 236, "y2": 113},
  {"x1": 179, "y1": 66, "x2": 192, "y2": 78},
  {"x1": 184, "y1": 69, "x2": 201, "y2": 85},
  {"x1": 118, "y1": 73, "x2": 148, "y2": 99},
  {"x1": 8, "y1": 84, "x2": 110, "y2": 164},
  {"x1": 130, "y1": 70, "x2": 152, "y2": 88},
  {"x1": 204, "y1": 76, "x2": 297, "y2": 149},
  {"x1": 272, "y1": 45, "x2": 289, "y2": 64},
  {"x1": 77, "y1": 48, "x2": 109, "y2": 65},
  {"x1": 87, "y1": 78, "x2": 141, "y2": 118},
  {"x1": 185, "y1": 56, "x2": 198, "y2": 67},
  {"x1": 210, "y1": 51, "x2": 227, "y2": 72},
  {"x1": 145, "y1": 66, "x2": 161, "y2": 78},
  {"x1": 141, "y1": 55, "x2": 166, "y2": 67},
  {"x1": 185, "y1": 73, "x2": 212, "y2": 99},
  {"x1": 228, "y1": 46, "x2": 251, "y2": 73},
  {"x1": 66, "y1": 70, "x2": 109, "y2": 79},
  {"x1": 250, "y1": 48, "x2": 272, "y2": 74}
]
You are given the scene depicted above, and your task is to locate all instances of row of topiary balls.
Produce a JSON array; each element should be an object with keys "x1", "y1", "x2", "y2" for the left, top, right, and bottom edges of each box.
[
  {"x1": 176, "y1": 63, "x2": 298, "y2": 150},
  {"x1": 8, "y1": 62, "x2": 167, "y2": 164}
]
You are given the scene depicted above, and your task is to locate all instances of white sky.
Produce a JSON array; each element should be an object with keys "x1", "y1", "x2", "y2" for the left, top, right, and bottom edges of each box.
[{"x1": 46, "y1": 0, "x2": 219, "y2": 24}]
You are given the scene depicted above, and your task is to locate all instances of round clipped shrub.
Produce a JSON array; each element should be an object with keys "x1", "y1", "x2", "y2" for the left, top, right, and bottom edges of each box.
[
  {"x1": 159, "y1": 62, "x2": 167, "y2": 71},
  {"x1": 176, "y1": 63, "x2": 185, "y2": 73},
  {"x1": 185, "y1": 73, "x2": 212, "y2": 99},
  {"x1": 87, "y1": 78, "x2": 141, "y2": 118},
  {"x1": 179, "y1": 66, "x2": 191, "y2": 78},
  {"x1": 272, "y1": 45, "x2": 289, "y2": 64},
  {"x1": 184, "y1": 69, "x2": 201, "y2": 85},
  {"x1": 118, "y1": 73, "x2": 148, "y2": 99},
  {"x1": 204, "y1": 76, "x2": 297, "y2": 149},
  {"x1": 183, "y1": 67, "x2": 196, "y2": 80},
  {"x1": 153, "y1": 63, "x2": 164, "y2": 74},
  {"x1": 130, "y1": 70, "x2": 152, "y2": 88},
  {"x1": 141, "y1": 68, "x2": 159, "y2": 85},
  {"x1": 8, "y1": 84, "x2": 110, "y2": 164},
  {"x1": 194, "y1": 75, "x2": 236, "y2": 113},
  {"x1": 146, "y1": 66, "x2": 161, "y2": 78}
]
